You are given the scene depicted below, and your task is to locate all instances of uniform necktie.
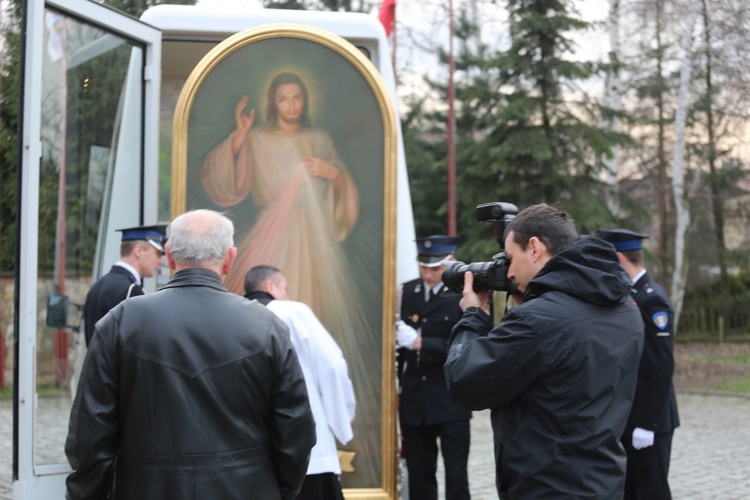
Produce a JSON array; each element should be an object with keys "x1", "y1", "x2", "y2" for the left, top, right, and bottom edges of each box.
[{"x1": 429, "y1": 289, "x2": 437, "y2": 302}]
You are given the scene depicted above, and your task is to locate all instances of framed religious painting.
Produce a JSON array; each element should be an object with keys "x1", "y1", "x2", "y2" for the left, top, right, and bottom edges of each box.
[{"x1": 172, "y1": 24, "x2": 398, "y2": 498}]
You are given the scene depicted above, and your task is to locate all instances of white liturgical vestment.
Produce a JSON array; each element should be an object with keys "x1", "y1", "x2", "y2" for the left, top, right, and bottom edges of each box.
[{"x1": 267, "y1": 299, "x2": 356, "y2": 474}]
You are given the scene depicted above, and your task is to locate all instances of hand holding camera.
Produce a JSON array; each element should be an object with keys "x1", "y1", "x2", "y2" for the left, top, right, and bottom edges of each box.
[
  {"x1": 441, "y1": 202, "x2": 520, "y2": 296},
  {"x1": 459, "y1": 272, "x2": 491, "y2": 314}
]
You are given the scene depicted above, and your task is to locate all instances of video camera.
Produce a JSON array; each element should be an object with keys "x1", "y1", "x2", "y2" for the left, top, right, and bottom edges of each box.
[{"x1": 441, "y1": 202, "x2": 519, "y2": 294}]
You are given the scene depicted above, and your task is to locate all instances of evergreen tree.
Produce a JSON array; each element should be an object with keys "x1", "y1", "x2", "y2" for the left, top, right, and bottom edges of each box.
[
  {"x1": 404, "y1": 2, "x2": 630, "y2": 262},
  {"x1": 400, "y1": 96, "x2": 450, "y2": 239},
  {"x1": 470, "y1": 0, "x2": 626, "y2": 229},
  {"x1": 262, "y1": 0, "x2": 373, "y2": 13},
  {"x1": 0, "y1": 0, "x2": 22, "y2": 273}
]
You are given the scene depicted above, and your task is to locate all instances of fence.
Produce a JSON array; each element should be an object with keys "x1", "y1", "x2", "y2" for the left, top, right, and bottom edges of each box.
[{"x1": 678, "y1": 294, "x2": 750, "y2": 341}]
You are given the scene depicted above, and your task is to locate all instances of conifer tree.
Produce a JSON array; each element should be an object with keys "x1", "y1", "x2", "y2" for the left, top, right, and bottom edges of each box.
[{"x1": 404, "y1": 1, "x2": 630, "y2": 261}]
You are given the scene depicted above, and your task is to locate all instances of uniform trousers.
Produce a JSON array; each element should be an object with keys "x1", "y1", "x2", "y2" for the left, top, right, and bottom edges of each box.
[
  {"x1": 401, "y1": 419, "x2": 471, "y2": 500},
  {"x1": 623, "y1": 430, "x2": 674, "y2": 500}
]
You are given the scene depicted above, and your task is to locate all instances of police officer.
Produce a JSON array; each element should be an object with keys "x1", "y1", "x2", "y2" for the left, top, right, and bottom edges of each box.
[
  {"x1": 83, "y1": 225, "x2": 167, "y2": 346},
  {"x1": 598, "y1": 228, "x2": 680, "y2": 500},
  {"x1": 397, "y1": 235, "x2": 471, "y2": 500}
]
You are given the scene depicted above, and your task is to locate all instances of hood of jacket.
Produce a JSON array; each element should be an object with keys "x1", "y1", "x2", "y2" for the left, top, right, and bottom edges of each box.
[{"x1": 524, "y1": 236, "x2": 632, "y2": 307}]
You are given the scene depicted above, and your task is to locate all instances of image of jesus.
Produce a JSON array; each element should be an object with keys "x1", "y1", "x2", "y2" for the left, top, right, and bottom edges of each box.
[
  {"x1": 200, "y1": 71, "x2": 381, "y2": 486},
  {"x1": 201, "y1": 71, "x2": 359, "y2": 318}
]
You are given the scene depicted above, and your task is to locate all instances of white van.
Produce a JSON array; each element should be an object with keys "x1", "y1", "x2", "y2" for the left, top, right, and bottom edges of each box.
[{"x1": 13, "y1": 2, "x2": 414, "y2": 498}]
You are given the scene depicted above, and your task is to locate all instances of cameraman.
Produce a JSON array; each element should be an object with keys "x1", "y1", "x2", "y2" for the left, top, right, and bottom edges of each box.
[{"x1": 443, "y1": 204, "x2": 644, "y2": 498}]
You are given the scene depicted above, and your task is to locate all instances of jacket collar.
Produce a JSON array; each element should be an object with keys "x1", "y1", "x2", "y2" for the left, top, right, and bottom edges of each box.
[
  {"x1": 160, "y1": 268, "x2": 227, "y2": 292},
  {"x1": 415, "y1": 281, "x2": 450, "y2": 314},
  {"x1": 631, "y1": 270, "x2": 651, "y2": 294},
  {"x1": 109, "y1": 264, "x2": 138, "y2": 283},
  {"x1": 244, "y1": 290, "x2": 274, "y2": 305},
  {"x1": 525, "y1": 236, "x2": 633, "y2": 307},
  {"x1": 114, "y1": 261, "x2": 141, "y2": 284}
]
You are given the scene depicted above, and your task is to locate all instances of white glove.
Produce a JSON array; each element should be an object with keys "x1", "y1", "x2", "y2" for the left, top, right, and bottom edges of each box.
[
  {"x1": 396, "y1": 320, "x2": 419, "y2": 348},
  {"x1": 632, "y1": 427, "x2": 655, "y2": 450}
]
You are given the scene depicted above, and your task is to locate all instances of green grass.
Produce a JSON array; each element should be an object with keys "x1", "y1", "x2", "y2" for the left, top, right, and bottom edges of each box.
[
  {"x1": 36, "y1": 385, "x2": 69, "y2": 396},
  {"x1": 702, "y1": 352, "x2": 750, "y2": 365},
  {"x1": 0, "y1": 384, "x2": 70, "y2": 398},
  {"x1": 714, "y1": 377, "x2": 750, "y2": 394}
]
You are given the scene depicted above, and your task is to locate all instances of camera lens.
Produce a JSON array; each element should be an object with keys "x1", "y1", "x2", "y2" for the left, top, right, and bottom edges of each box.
[
  {"x1": 441, "y1": 261, "x2": 494, "y2": 293},
  {"x1": 441, "y1": 261, "x2": 468, "y2": 294}
]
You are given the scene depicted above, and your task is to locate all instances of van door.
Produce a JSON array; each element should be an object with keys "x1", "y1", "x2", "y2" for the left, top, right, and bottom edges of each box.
[{"x1": 13, "y1": 0, "x2": 160, "y2": 497}]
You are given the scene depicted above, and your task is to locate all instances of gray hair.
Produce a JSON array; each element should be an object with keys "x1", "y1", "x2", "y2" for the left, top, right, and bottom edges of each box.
[{"x1": 167, "y1": 209, "x2": 234, "y2": 266}]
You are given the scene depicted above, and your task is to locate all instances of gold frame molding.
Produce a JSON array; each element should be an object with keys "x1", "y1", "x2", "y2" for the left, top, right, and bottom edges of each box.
[{"x1": 171, "y1": 24, "x2": 398, "y2": 499}]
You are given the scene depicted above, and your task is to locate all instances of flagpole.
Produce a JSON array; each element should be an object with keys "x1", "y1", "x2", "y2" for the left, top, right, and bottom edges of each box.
[
  {"x1": 379, "y1": 0, "x2": 397, "y2": 83},
  {"x1": 0, "y1": 0, "x2": 4, "y2": 391},
  {"x1": 447, "y1": 0, "x2": 456, "y2": 236},
  {"x1": 54, "y1": 19, "x2": 69, "y2": 387},
  {"x1": 392, "y1": 2, "x2": 397, "y2": 84}
]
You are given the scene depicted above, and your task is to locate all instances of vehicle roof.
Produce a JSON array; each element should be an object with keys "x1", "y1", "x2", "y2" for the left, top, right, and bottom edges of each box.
[{"x1": 140, "y1": 4, "x2": 388, "y2": 43}]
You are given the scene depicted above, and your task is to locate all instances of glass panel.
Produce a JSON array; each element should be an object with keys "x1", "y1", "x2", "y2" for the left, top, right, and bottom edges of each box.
[{"x1": 34, "y1": 7, "x2": 144, "y2": 466}]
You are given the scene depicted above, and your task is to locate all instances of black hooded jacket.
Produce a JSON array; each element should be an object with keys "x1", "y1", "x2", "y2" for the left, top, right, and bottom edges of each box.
[{"x1": 444, "y1": 237, "x2": 644, "y2": 498}]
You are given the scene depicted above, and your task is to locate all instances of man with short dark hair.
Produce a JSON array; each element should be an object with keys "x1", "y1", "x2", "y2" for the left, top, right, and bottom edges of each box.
[
  {"x1": 83, "y1": 224, "x2": 167, "y2": 346},
  {"x1": 598, "y1": 228, "x2": 680, "y2": 500},
  {"x1": 245, "y1": 265, "x2": 356, "y2": 500},
  {"x1": 66, "y1": 209, "x2": 315, "y2": 500},
  {"x1": 444, "y1": 204, "x2": 644, "y2": 498},
  {"x1": 244, "y1": 264, "x2": 289, "y2": 305}
]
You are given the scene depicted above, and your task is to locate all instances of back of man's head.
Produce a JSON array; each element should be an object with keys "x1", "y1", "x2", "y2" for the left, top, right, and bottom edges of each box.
[
  {"x1": 167, "y1": 210, "x2": 234, "y2": 266},
  {"x1": 245, "y1": 265, "x2": 283, "y2": 295},
  {"x1": 120, "y1": 240, "x2": 141, "y2": 258},
  {"x1": 505, "y1": 204, "x2": 577, "y2": 255}
]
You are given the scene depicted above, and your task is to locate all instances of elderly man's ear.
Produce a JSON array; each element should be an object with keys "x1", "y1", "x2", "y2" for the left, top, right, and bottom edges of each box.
[
  {"x1": 165, "y1": 242, "x2": 176, "y2": 270},
  {"x1": 222, "y1": 247, "x2": 238, "y2": 276}
]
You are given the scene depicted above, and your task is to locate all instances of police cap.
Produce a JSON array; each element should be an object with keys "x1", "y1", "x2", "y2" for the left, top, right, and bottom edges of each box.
[
  {"x1": 416, "y1": 235, "x2": 458, "y2": 268},
  {"x1": 117, "y1": 224, "x2": 168, "y2": 253},
  {"x1": 597, "y1": 228, "x2": 649, "y2": 252}
]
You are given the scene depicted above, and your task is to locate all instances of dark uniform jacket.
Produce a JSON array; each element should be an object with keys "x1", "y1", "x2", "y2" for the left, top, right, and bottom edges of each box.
[
  {"x1": 625, "y1": 271, "x2": 680, "y2": 436},
  {"x1": 399, "y1": 279, "x2": 471, "y2": 426},
  {"x1": 66, "y1": 268, "x2": 315, "y2": 500},
  {"x1": 444, "y1": 237, "x2": 645, "y2": 498},
  {"x1": 83, "y1": 265, "x2": 143, "y2": 346}
]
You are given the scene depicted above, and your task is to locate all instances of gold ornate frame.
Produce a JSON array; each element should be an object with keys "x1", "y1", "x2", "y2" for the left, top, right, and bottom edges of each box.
[{"x1": 171, "y1": 24, "x2": 398, "y2": 499}]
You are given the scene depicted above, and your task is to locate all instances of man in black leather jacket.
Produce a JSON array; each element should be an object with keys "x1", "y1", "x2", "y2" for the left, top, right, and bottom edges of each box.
[
  {"x1": 66, "y1": 209, "x2": 315, "y2": 500},
  {"x1": 444, "y1": 204, "x2": 644, "y2": 499}
]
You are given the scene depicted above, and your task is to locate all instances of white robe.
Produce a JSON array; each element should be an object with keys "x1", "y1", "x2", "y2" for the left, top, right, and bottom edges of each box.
[{"x1": 266, "y1": 299, "x2": 356, "y2": 475}]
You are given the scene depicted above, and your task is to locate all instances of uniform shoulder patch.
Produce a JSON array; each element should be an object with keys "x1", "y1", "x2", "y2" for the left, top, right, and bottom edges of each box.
[{"x1": 652, "y1": 311, "x2": 669, "y2": 330}]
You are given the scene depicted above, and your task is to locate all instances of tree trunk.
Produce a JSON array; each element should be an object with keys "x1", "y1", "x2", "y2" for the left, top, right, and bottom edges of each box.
[
  {"x1": 604, "y1": 0, "x2": 621, "y2": 212},
  {"x1": 670, "y1": 2, "x2": 700, "y2": 330},
  {"x1": 656, "y1": 0, "x2": 669, "y2": 282},
  {"x1": 702, "y1": 0, "x2": 729, "y2": 297}
]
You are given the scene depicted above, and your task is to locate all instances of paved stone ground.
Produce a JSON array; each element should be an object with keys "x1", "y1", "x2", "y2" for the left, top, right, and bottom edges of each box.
[{"x1": 2, "y1": 392, "x2": 750, "y2": 499}]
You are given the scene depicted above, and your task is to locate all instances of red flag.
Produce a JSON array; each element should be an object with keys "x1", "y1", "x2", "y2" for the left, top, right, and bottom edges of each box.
[{"x1": 378, "y1": 0, "x2": 396, "y2": 37}]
